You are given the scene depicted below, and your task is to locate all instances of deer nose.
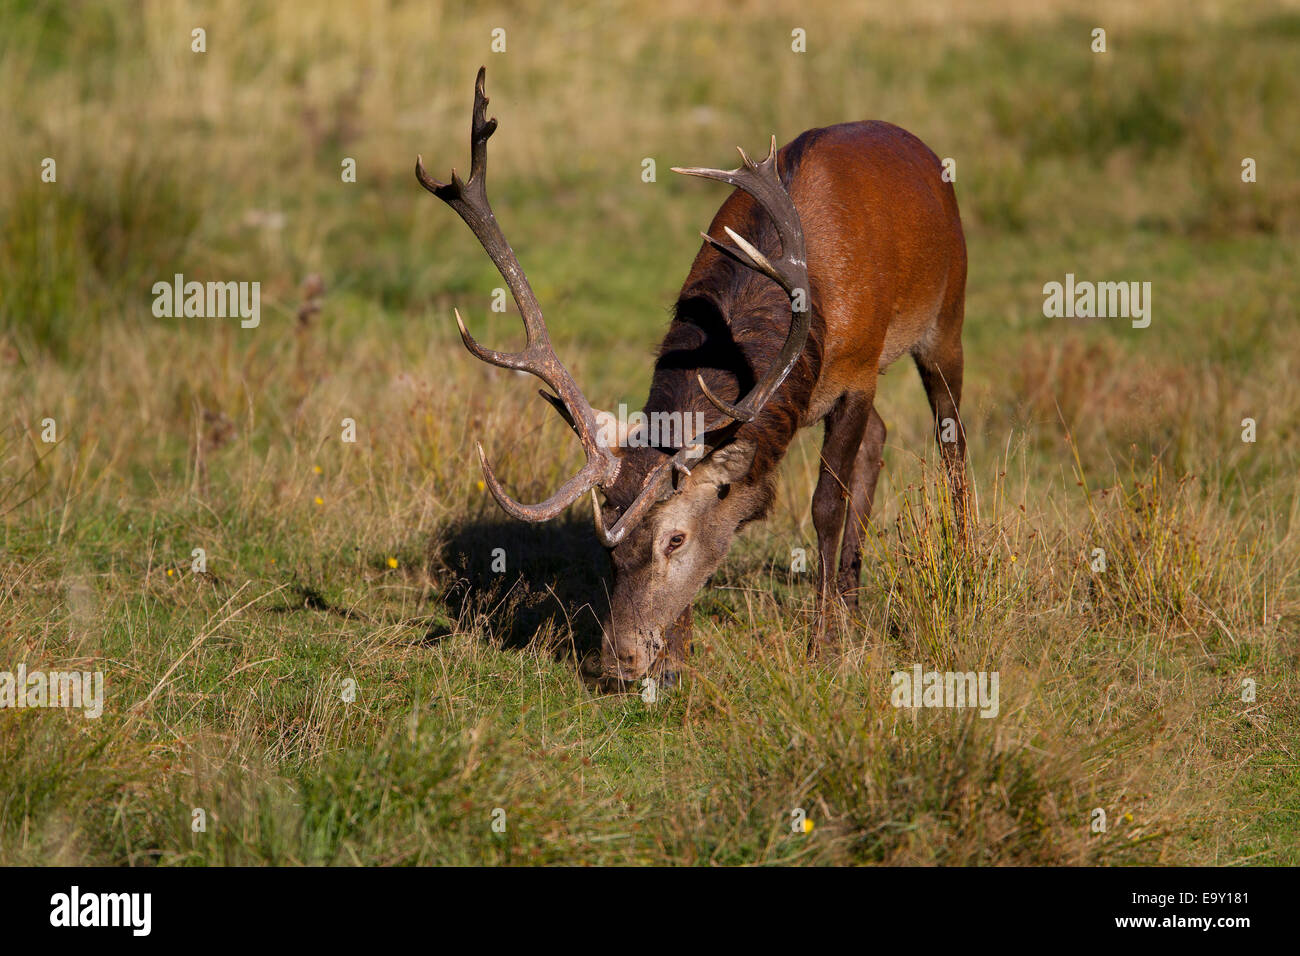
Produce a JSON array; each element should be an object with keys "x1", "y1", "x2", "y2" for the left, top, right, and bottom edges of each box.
[{"x1": 602, "y1": 645, "x2": 643, "y2": 676}]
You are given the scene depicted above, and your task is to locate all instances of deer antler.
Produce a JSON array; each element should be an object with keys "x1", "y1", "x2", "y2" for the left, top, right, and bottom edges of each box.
[
  {"x1": 591, "y1": 139, "x2": 813, "y2": 547},
  {"x1": 417, "y1": 67, "x2": 620, "y2": 521},
  {"x1": 672, "y1": 139, "x2": 811, "y2": 424}
]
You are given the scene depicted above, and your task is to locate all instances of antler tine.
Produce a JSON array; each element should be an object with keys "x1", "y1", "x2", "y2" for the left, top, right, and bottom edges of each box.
[
  {"x1": 592, "y1": 137, "x2": 812, "y2": 546},
  {"x1": 479, "y1": 442, "x2": 613, "y2": 522},
  {"x1": 418, "y1": 67, "x2": 620, "y2": 521},
  {"x1": 590, "y1": 138, "x2": 811, "y2": 548},
  {"x1": 671, "y1": 136, "x2": 812, "y2": 424},
  {"x1": 592, "y1": 434, "x2": 720, "y2": 548},
  {"x1": 415, "y1": 68, "x2": 497, "y2": 197},
  {"x1": 592, "y1": 454, "x2": 678, "y2": 547}
]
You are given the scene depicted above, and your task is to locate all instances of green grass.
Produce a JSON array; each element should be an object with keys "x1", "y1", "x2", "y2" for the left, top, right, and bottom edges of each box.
[{"x1": 1, "y1": 0, "x2": 1297, "y2": 865}]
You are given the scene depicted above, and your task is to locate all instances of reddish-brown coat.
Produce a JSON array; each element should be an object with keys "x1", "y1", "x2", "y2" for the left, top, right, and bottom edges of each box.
[{"x1": 684, "y1": 121, "x2": 966, "y2": 428}]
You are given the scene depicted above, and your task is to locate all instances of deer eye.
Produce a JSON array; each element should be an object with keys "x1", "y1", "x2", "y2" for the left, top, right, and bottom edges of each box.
[{"x1": 665, "y1": 532, "x2": 686, "y2": 555}]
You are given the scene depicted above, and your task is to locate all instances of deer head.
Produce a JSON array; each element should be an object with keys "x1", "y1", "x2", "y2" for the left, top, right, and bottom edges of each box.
[{"x1": 418, "y1": 68, "x2": 809, "y2": 683}]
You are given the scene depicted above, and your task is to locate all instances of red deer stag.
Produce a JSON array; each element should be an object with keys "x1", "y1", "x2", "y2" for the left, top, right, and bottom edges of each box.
[{"x1": 418, "y1": 68, "x2": 967, "y2": 684}]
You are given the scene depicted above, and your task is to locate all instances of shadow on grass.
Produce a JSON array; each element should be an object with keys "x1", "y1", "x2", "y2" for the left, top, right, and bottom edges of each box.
[{"x1": 430, "y1": 513, "x2": 610, "y2": 662}]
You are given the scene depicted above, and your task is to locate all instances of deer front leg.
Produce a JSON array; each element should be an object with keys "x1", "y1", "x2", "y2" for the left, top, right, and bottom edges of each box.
[
  {"x1": 811, "y1": 392, "x2": 873, "y2": 651},
  {"x1": 660, "y1": 604, "x2": 694, "y2": 687},
  {"x1": 837, "y1": 406, "x2": 886, "y2": 610}
]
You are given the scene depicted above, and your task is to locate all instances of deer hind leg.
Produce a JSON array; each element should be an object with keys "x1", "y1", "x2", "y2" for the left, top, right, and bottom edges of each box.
[
  {"x1": 913, "y1": 336, "x2": 968, "y2": 536},
  {"x1": 836, "y1": 405, "x2": 886, "y2": 611},
  {"x1": 811, "y1": 390, "x2": 873, "y2": 649}
]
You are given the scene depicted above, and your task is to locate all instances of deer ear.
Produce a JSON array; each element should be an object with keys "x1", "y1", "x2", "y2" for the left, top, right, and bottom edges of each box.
[
  {"x1": 696, "y1": 439, "x2": 756, "y2": 485},
  {"x1": 593, "y1": 409, "x2": 647, "y2": 457},
  {"x1": 593, "y1": 409, "x2": 623, "y2": 457},
  {"x1": 540, "y1": 395, "x2": 636, "y2": 458}
]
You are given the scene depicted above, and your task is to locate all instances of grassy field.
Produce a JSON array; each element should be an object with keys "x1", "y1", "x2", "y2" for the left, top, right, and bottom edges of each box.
[{"x1": 1, "y1": 0, "x2": 1298, "y2": 865}]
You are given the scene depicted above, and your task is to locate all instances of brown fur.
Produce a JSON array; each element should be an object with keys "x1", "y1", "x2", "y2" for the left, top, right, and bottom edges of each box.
[{"x1": 600, "y1": 120, "x2": 968, "y2": 679}]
